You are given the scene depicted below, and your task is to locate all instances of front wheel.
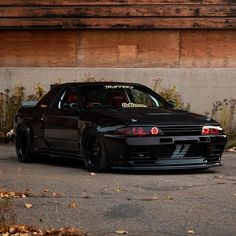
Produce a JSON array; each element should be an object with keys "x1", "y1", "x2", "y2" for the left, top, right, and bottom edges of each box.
[
  {"x1": 15, "y1": 126, "x2": 34, "y2": 163},
  {"x1": 82, "y1": 129, "x2": 109, "y2": 172}
]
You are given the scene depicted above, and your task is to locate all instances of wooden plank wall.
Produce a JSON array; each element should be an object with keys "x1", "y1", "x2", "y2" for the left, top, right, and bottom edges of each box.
[
  {"x1": 0, "y1": 31, "x2": 77, "y2": 66},
  {"x1": 0, "y1": 30, "x2": 235, "y2": 67},
  {"x1": 0, "y1": 0, "x2": 235, "y2": 29}
]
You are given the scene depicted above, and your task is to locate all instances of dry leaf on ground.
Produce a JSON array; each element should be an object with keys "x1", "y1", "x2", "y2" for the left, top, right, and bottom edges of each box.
[
  {"x1": 69, "y1": 200, "x2": 78, "y2": 209},
  {"x1": 0, "y1": 225, "x2": 85, "y2": 236},
  {"x1": 114, "y1": 188, "x2": 127, "y2": 192},
  {"x1": 0, "y1": 191, "x2": 29, "y2": 199},
  {"x1": 140, "y1": 196, "x2": 159, "y2": 201},
  {"x1": 25, "y1": 203, "x2": 33, "y2": 209},
  {"x1": 167, "y1": 196, "x2": 174, "y2": 200},
  {"x1": 115, "y1": 230, "x2": 128, "y2": 234},
  {"x1": 187, "y1": 230, "x2": 195, "y2": 234}
]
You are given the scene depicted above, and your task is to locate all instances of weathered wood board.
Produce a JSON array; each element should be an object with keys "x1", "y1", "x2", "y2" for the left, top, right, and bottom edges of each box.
[{"x1": 0, "y1": 0, "x2": 235, "y2": 29}]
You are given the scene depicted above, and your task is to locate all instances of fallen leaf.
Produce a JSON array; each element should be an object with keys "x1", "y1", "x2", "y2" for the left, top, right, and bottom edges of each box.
[
  {"x1": 167, "y1": 196, "x2": 174, "y2": 200},
  {"x1": 187, "y1": 230, "x2": 195, "y2": 234},
  {"x1": 25, "y1": 203, "x2": 33, "y2": 209},
  {"x1": 115, "y1": 230, "x2": 128, "y2": 234},
  {"x1": 52, "y1": 192, "x2": 57, "y2": 197},
  {"x1": 214, "y1": 175, "x2": 223, "y2": 179},
  {"x1": 2, "y1": 233, "x2": 9, "y2": 236},
  {"x1": 140, "y1": 196, "x2": 158, "y2": 201},
  {"x1": 9, "y1": 192, "x2": 16, "y2": 197},
  {"x1": 69, "y1": 201, "x2": 77, "y2": 209},
  {"x1": 0, "y1": 191, "x2": 28, "y2": 199},
  {"x1": 9, "y1": 227, "x2": 15, "y2": 233},
  {"x1": 114, "y1": 188, "x2": 126, "y2": 193},
  {"x1": 44, "y1": 189, "x2": 49, "y2": 192},
  {"x1": 0, "y1": 225, "x2": 84, "y2": 236}
]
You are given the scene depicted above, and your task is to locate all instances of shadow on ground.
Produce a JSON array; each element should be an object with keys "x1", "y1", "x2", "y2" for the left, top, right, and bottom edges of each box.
[{"x1": 15, "y1": 154, "x2": 218, "y2": 176}]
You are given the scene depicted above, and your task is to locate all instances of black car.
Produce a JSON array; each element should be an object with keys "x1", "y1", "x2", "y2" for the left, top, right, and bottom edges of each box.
[{"x1": 14, "y1": 82, "x2": 227, "y2": 172}]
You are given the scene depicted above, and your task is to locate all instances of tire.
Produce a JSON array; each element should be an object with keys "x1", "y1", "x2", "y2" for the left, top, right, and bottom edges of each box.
[
  {"x1": 15, "y1": 126, "x2": 34, "y2": 163},
  {"x1": 82, "y1": 128, "x2": 109, "y2": 172}
]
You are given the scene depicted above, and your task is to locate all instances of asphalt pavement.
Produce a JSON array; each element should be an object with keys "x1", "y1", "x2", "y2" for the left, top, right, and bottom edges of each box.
[{"x1": 0, "y1": 144, "x2": 236, "y2": 236}]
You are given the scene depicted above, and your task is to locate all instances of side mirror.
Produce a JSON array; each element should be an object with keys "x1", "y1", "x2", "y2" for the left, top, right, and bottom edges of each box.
[{"x1": 167, "y1": 100, "x2": 175, "y2": 108}]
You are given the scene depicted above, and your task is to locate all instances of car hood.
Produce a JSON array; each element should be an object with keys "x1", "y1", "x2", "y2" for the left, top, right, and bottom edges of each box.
[{"x1": 88, "y1": 107, "x2": 217, "y2": 127}]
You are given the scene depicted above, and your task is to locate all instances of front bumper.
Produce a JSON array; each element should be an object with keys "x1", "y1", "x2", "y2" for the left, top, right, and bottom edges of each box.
[{"x1": 103, "y1": 134, "x2": 227, "y2": 170}]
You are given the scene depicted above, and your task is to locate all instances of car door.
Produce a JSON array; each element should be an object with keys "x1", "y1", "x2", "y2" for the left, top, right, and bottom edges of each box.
[{"x1": 43, "y1": 86, "x2": 80, "y2": 156}]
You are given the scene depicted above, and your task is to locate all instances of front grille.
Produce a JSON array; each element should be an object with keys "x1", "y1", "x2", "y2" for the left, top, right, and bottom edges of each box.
[
  {"x1": 159, "y1": 143, "x2": 205, "y2": 159},
  {"x1": 160, "y1": 126, "x2": 202, "y2": 136},
  {"x1": 128, "y1": 146, "x2": 157, "y2": 161}
]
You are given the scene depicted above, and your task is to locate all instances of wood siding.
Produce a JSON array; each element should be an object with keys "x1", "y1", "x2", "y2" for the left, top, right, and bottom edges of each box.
[
  {"x1": 77, "y1": 30, "x2": 180, "y2": 67},
  {"x1": 0, "y1": 30, "x2": 76, "y2": 66},
  {"x1": 0, "y1": 30, "x2": 235, "y2": 67},
  {"x1": 0, "y1": 0, "x2": 235, "y2": 29},
  {"x1": 181, "y1": 31, "x2": 236, "y2": 67}
]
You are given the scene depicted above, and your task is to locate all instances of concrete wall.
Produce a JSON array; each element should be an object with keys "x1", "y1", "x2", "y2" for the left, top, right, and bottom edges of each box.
[{"x1": 0, "y1": 67, "x2": 235, "y2": 128}]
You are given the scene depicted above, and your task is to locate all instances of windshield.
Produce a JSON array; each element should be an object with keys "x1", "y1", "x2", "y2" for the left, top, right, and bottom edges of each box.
[{"x1": 81, "y1": 85, "x2": 167, "y2": 109}]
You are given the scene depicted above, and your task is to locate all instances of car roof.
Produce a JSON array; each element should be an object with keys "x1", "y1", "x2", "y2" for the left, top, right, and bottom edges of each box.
[{"x1": 53, "y1": 81, "x2": 144, "y2": 88}]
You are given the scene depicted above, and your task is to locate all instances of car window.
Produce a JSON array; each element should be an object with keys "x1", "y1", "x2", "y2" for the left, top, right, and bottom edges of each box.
[
  {"x1": 130, "y1": 89, "x2": 159, "y2": 107},
  {"x1": 81, "y1": 85, "x2": 165, "y2": 109},
  {"x1": 53, "y1": 88, "x2": 79, "y2": 110},
  {"x1": 38, "y1": 86, "x2": 60, "y2": 107}
]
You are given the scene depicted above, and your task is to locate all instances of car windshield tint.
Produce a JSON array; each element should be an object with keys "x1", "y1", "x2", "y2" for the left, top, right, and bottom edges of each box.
[{"x1": 81, "y1": 85, "x2": 166, "y2": 109}]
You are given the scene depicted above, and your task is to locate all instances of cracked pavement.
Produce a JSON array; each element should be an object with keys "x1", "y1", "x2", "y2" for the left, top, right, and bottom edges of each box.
[{"x1": 0, "y1": 144, "x2": 236, "y2": 236}]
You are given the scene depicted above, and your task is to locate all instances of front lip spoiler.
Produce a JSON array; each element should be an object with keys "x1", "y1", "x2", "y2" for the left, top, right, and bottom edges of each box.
[{"x1": 111, "y1": 163, "x2": 222, "y2": 171}]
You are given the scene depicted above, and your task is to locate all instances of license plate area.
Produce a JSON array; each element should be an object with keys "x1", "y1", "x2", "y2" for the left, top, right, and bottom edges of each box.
[{"x1": 159, "y1": 143, "x2": 205, "y2": 159}]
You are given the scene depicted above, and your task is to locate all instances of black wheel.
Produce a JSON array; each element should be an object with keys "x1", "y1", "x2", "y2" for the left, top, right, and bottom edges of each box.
[
  {"x1": 15, "y1": 126, "x2": 34, "y2": 162},
  {"x1": 82, "y1": 129, "x2": 109, "y2": 172}
]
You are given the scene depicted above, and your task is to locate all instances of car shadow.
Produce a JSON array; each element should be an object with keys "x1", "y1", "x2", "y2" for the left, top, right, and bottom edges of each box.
[
  {"x1": 7, "y1": 149, "x2": 220, "y2": 175},
  {"x1": 32, "y1": 154, "x2": 86, "y2": 170},
  {"x1": 28, "y1": 154, "x2": 219, "y2": 175},
  {"x1": 111, "y1": 168, "x2": 218, "y2": 176}
]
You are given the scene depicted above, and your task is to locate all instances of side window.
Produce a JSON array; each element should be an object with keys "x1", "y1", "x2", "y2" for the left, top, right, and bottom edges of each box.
[
  {"x1": 131, "y1": 89, "x2": 159, "y2": 107},
  {"x1": 53, "y1": 88, "x2": 79, "y2": 110},
  {"x1": 38, "y1": 86, "x2": 60, "y2": 107}
]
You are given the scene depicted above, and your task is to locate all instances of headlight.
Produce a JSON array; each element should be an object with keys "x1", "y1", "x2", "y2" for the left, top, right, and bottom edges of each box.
[
  {"x1": 201, "y1": 126, "x2": 223, "y2": 135},
  {"x1": 116, "y1": 126, "x2": 160, "y2": 137}
]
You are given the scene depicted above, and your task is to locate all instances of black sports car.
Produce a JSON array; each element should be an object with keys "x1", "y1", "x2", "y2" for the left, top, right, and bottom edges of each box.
[{"x1": 14, "y1": 82, "x2": 227, "y2": 172}]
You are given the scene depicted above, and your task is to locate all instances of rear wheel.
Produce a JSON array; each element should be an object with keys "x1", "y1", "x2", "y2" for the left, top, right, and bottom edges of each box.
[
  {"x1": 15, "y1": 126, "x2": 34, "y2": 162},
  {"x1": 82, "y1": 129, "x2": 109, "y2": 172}
]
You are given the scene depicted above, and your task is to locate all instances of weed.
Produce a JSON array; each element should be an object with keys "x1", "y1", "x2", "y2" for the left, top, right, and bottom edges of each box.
[
  {"x1": 0, "y1": 198, "x2": 15, "y2": 226},
  {"x1": 208, "y1": 99, "x2": 236, "y2": 133},
  {"x1": 152, "y1": 78, "x2": 190, "y2": 111}
]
